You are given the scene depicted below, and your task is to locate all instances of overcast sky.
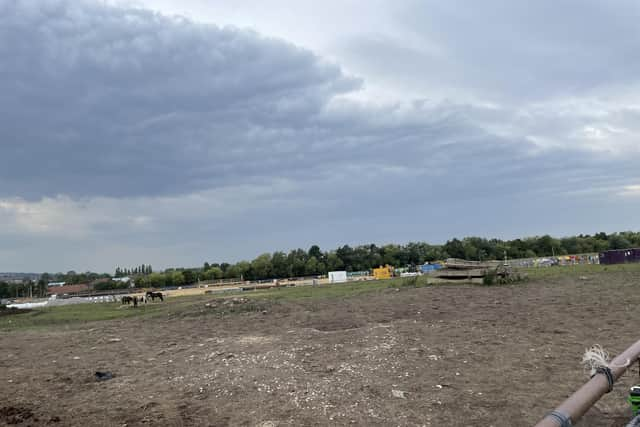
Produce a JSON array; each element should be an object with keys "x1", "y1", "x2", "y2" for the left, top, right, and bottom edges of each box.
[{"x1": 2, "y1": 0, "x2": 640, "y2": 273}]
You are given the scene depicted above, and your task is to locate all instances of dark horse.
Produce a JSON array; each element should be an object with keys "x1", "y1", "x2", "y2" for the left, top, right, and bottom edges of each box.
[
  {"x1": 146, "y1": 291, "x2": 164, "y2": 302},
  {"x1": 121, "y1": 296, "x2": 138, "y2": 307}
]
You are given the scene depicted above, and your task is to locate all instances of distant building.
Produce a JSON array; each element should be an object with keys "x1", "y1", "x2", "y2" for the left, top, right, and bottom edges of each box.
[
  {"x1": 47, "y1": 282, "x2": 66, "y2": 287},
  {"x1": 48, "y1": 284, "x2": 89, "y2": 296},
  {"x1": 112, "y1": 277, "x2": 131, "y2": 283}
]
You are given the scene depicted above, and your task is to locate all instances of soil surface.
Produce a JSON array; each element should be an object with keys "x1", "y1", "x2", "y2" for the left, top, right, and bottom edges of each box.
[{"x1": 2, "y1": 272, "x2": 640, "y2": 426}]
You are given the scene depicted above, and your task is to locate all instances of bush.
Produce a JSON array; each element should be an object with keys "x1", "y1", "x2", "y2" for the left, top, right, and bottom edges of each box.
[
  {"x1": 402, "y1": 276, "x2": 419, "y2": 287},
  {"x1": 93, "y1": 280, "x2": 129, "y2": 291},
  {"x1": 388, "y1": 276, "x2": 429, "y2": 289},
  {"x1": 483, "y1": 270, "x2": 497, "y2": 286}
]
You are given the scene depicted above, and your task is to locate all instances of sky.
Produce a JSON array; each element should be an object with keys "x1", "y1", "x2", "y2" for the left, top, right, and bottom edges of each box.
[{"x1": 1, "y1": 0, "x2": 640, "y2": 273}]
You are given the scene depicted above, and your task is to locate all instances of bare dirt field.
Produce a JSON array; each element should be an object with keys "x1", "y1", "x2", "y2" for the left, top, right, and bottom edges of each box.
[{"x1": 2, "y1": 268, "x2": 640, "y2": 427}]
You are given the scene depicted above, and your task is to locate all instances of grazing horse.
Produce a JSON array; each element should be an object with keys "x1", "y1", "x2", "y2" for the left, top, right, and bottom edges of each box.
[
  {"x1": 121, "y1": 296, "x2": 139, "y2": 307},
  {"x1": 146, "y1": 291, "x2": 164, "y2": 302}
]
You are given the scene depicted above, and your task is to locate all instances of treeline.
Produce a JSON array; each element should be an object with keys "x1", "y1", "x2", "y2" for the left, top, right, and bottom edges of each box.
[
  {"x1": 115, "y1": 265, "x2": 152, "y2": 277},
  {"x1": 5, "y1": 231, "x2": 640, "y2": 296},
  {"x1": 128, "y1": 231, "x2": 640, "y2": 287},
  {"x1": 0, "y1": 281, "x2": 47, "y2": 299}
]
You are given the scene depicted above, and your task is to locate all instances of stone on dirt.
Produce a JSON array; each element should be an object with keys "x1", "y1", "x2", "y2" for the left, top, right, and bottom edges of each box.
[{"x1": 391, "y1": 389, "x2": 407, "y2": 399}]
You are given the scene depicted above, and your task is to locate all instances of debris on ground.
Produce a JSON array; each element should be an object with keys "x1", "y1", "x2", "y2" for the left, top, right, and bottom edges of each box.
[
  {"x1": 0, "y1": 406, "x2": 35, "y2": 424},
  {"x1": 94, "y1": 371, "x2": 114, "y2": 382},
  {"x1": 391, "y1": 390, "x2": 407, "y2": 399}
]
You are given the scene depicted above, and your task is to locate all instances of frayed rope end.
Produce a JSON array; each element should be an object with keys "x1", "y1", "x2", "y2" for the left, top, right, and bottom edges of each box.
[{"x1": 581, "y1": 344, "x2": 630, "y2": 377}]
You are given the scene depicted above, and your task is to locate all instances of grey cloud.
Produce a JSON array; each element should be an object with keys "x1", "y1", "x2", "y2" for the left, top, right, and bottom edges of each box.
[
  {"x1": 0, "y1": 0, "x2": 360, "y2": 198},
  {"x1": 2, "y1": 0, "x2": 635, "y2": 206},
  {"x1": 341, "y1": 0, "x2": 640, "y2": 102}
]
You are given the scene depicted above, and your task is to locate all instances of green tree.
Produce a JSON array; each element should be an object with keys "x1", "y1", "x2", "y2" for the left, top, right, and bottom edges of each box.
[
  {"x1": 271, "y1": 251, "x2": 289, "y2": 278},
  {"x1": 251, "y1": 253, "x2": 273, "y2": 280},
  {"x1": 170, "y1": 271, "x2": 185, "y2": 287},
  {"x1": 305, "y1": 256, "x2": 319, "y2": 275},
  {"x1": 308, "y1": 245, "x2": 322, "y2": 260},
  {"x1": 207, "y1": 267, "x2": 224, "y2": 280},
  {"x1": 326, "y1": 252, "x2": 344, "y2": 271},
  {"x1": 182, "y1": 270, "x2": 196, "y2": 285}
]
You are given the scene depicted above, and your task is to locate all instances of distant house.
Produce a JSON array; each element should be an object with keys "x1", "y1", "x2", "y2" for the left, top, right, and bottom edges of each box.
[
  {"x1": 47, "y1": 284, "x2": 89, "y2": 296},
  {"x1": 113, "y1": 277, "x2": 134, "y2": 287},
  {"x1": 47, "y1": 282, "x2": 66, "y2": 287}
]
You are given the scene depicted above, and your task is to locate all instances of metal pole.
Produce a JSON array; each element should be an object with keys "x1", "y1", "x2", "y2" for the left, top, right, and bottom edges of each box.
[{"x1": 535, "y1": 339, "x2": 640, "y2": 426}]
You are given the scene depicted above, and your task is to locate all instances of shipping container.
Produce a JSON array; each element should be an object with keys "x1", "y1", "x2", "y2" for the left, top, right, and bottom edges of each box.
[
  {"x1": 599, "y1": 248, "x2": 640, "y2": 265},
  {"x1": 373, "y1": 265, "x2": 393, "y2": 280},
  {"x1": 420, "y1": 263, "x2": 442, "y2": 273}
]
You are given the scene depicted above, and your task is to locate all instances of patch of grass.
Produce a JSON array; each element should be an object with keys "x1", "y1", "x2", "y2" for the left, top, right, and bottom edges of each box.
[
  {"x1": 0, "y1": 301, "x2": 167, "y2": 331},
  {"x1": 0, "y1": 281, "x2": 398, "y2": 330},
  {"x1": 519, "y1": 262, "x2": 640, "y2": 279},
  {"x1": 250, "y1": 279, "x2": 395, "y2": 301},
  {"x1": 387, "y1": 275, "x2": 431, "y2": 289},
  {"x1": 6, "y1": 264, "x2": 638, "y2": 331}
]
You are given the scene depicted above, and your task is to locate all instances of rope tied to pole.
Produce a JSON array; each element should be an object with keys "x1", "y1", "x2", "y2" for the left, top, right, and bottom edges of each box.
[
  {"x1": 535, "y1": 340, "x2": 640, "y2": 427},
  {"x1": 591, "y1": 366, "x2": 614, "y2": 393}
]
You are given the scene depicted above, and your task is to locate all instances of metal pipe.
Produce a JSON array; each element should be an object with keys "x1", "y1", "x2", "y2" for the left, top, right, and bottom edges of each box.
[
  {"x1": 535, "y1": 339, "x2": 640, "y2": 427},
  {"x1": 626, "y1": 415, "x2": 640, "y2": 427}
]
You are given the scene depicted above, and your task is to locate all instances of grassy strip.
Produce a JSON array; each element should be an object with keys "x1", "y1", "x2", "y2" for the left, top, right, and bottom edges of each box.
[
  {"x1": 0, "y1": 301, "x2": 168, "y2": 331},
  {"x1": 5, "y1": 264, "x2": 638, "y2": 330},
  {"x1": 520, "y1": 262, "x2": 640, "y2": 279},
  {"x1": 0, "y1": 279, "x2": 412, "y2": 330}
]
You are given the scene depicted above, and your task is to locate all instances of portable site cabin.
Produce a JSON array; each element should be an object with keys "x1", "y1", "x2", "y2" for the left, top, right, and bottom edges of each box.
[{"x1": 328, "y1": 271, "x2": 347, "y2": 283}]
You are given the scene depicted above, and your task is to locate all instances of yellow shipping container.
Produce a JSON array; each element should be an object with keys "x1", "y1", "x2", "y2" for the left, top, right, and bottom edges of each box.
[{"x1": 373, "y1": 265, "x2": 393, "y2": 280}]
